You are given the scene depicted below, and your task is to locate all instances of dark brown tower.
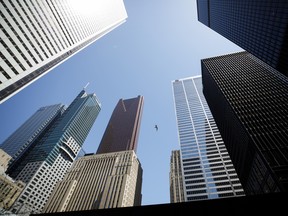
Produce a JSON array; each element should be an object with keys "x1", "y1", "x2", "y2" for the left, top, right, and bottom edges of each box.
[{"x1": 96, "y1": 96, "x2": 144, "y2": 154}]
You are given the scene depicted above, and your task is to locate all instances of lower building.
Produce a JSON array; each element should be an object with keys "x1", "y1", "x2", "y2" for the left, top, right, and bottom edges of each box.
[
  {"x1": 169, "y1": 150, "x2": 185, "y2": 203},
  {"x1": 0, "y1": 174, "x2": 25, "y2": 210},
  {"x1": 43, "y1": 150, "x2": 142, "y2": 213}
]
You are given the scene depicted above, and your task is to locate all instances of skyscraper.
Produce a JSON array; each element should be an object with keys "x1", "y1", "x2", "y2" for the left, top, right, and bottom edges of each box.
[
  {"x1": 6, "y1": 89, "x2": 101, "y2": 214},
  {"x1": 42, "y1": 96, "x2": 144, "y2": 212},
  {"x1": 201, "y1": 51, "x2": 288, "y2": 195},
  {"x1": 196, "y1": 0, "x2": 288, "y2": 76},
  {"x1": 43, "y1": 150, "x2": 142, "y2": 213},
  {"x1": 169, "y1": 150, "x2": 185, "y2": 203},
  {"x1": 0, "y1": 104, "x2": 65, "y2": 165},
  {"x1": 0, "y1": 0, "x2": 127, "y2": 104},
  {"x1": 96, "y1": 96, "x2": 144, "y2": 154},
  {"x1": 172, "y1": 76, "x2": 244, "y2": 201}
]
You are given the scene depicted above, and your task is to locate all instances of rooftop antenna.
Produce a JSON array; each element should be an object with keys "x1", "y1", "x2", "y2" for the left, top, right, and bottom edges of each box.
[{"x1": 83, "y1": 82, "x2": 90, "y2": 90}]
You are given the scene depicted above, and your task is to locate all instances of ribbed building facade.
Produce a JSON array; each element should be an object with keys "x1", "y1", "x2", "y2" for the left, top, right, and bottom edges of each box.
[
  {"x1": 0, "y1": 104, "x2": 65, "y2": 165},
  {"x1": 43, "y1": 150, "x2": 142, "y2": 213},
  {"x1": 96, "y1": 96, "x2": 144, "y2": 154},
  {"x1": 169, "y1": 150, "x2": 185, "y2": 203},
  {"x1": 6, "y1": 90, "x2": 101, "y2": 214},
  {"x1": 196, "y1": 0, "x2": 288, "y2": 76},
  {"x1": 172, "y1": 76, "x2": 244, "y2": 201},
  {"x1": 0, "y1": 0, "x2": 127, "y2": 103},
  {"x1": 201, "y1": 51, "x2": 288, "y2": 194}
]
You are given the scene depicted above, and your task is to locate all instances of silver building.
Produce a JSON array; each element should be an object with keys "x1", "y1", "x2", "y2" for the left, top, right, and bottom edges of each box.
[
  {"x1": 0, "y1": 0, "x2": 127, "y2": 103},
  {"x1": 43, "y1": 150, "x2": 143, "y2": 212},
  {"x1": 172, "y1": 76, "x2": 245, "y2": 201}
]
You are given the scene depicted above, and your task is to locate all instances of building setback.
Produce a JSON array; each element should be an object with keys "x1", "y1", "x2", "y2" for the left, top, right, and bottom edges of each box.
[
  {"x1": 201, "y1": 51, "x2": 288, "y2": 194},
  {"x1": 196, "y1": 0, "x2": 288, "y2": 76},
  {"x1": 169, "y1": 150, "x2": 185, "y2": 203},
  {"x1": 172, "y1": 76, "x2": 244, "y2": 201},
  {"x1": 0, "y1": 0, "x2": 127, "y2": 103},
  {"x1": 6, "y1": 89, "x2": 101, "y2": 214},
  {"x1": 0, "y1": 104, "x2": 65, "y2": 165},
  {"x1": 43, "y1": 150, "x2": 142, "y2": 213},
  {"x1": 96, "y1": 96, "x2": 144, "y2": 154}
]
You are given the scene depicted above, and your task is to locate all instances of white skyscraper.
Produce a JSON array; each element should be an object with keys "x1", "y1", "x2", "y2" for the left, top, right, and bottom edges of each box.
[
  {"x1": 0, "y1": 0, "x2": 127, "y2": 103},
  {"x1": 172, "y1": 76, "x2": 245, "y2": 201}
]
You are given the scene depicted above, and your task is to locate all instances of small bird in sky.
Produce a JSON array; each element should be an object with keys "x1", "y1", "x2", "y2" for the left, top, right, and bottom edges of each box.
[{"x1": 155, "y1": 124, "x2": 158, "y2": 131}]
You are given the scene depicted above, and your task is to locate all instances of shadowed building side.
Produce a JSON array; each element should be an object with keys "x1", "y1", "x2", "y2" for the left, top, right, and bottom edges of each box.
[{"x1": 96, "y1": 96, "x2": 144, "y2": 154}]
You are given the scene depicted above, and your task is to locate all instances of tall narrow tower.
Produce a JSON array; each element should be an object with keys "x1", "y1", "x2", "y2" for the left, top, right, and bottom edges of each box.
[
  {"x1": 6, "y1": 89, "x2": 101, "y2": 214},
  {"x1": 96, "y1": 96, "x2": 144, "y2": 154},
  {"x1": 0, "y1": 0, "x2": 127, "y2": 103},
  {"x1": 172, "y1": 76, "x2": 244, "y2": 201}
]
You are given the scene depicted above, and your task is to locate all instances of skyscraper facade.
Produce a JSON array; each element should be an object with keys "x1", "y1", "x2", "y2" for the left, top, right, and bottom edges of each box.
[
  {"x1": 196, "y1": 0, "x2": 288, "y2": 76},
  {"x1": 0, "y1": 104, "x2": 65, "y2": 165},
  {"x1": 43, "y1": 150, "x2": 142, "y2": 213},
  {"x1": 169, "y1": 150, "x2": 185, "y2": 203},
  {"x1": 172, "y1": 76, "x2": 244, "y2": 201},
  {"x1": 201, "y1": 51, "x2": 288, "y2": 194},
  {"x1": 0, "y1": 0, "x2": 127, "y2": 103},
  {"x1": 6, "y1": 89, "x2": 101, "y2": 214},
  {"x1": 96, "y1": 96, "x2": 144, "y2": 154}
]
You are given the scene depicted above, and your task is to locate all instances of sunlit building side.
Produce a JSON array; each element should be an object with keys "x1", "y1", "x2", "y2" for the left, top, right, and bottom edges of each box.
[
  {"x1": 0, "y1": 0, "x2": 127, "y2": 103},
  {"x1": 170, "y1": 150, "x2": 185, "y2": 203},
  {"x1": 172, "y1": 76, "x2": 244, "y2": 201}
]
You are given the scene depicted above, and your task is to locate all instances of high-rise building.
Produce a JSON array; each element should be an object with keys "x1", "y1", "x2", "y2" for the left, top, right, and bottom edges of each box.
[
  {"x1": 43, "y1": 150, "x2": 142, "y2": 213},
  {"x1": 0, "y1": 104, "x2": 65, "y2": 165},
  {"x1": 172, "y1": 76, "x2": 244, "y2": 201},
  {"x1": 169, "y1": 150, "x2": 185, "y2": 203},
  {"x1": 196, "y1": 0, "x2": 288, "y2": 76},
  {"x1": 201, "y1": 51, "x2": 288, "y2": 194},
  {"x1": 6, "y1": 89, "x2": 101, "y2": 214},
  {"x1": 42, "y1": 96, "x2": 144, "y2": 212},
  {"x1": 96, "y1": 96, "x2": 144, "y2": 154},
  {"x1": 0, "y1": 0, "x2": 127, "y2": 104}
]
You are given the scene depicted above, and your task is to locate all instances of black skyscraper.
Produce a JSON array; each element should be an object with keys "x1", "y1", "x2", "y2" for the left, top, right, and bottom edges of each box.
[
  {"x1": 197, "y1": 0, "x2": 288, "y2": 76},
  {"x1": 201, "y1": 51, "x2": 288, "y2": 195}
]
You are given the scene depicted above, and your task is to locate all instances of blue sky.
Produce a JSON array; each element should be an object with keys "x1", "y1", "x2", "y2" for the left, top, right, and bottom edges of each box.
[{"x1": 0, "y1": 0, "x2": 243, "y2": 205}]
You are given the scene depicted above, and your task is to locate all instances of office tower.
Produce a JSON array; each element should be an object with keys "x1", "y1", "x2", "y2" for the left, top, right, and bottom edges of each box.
[
  {"x1": 172, "y1": 76, "x2": 244, "y2": 201},
  {"x1": 96, "y1": 96, "x2": 144, "y2": 154},
  {"x1": 201, "y1": 51, "x2": 288, "y2": 194},
  {"x1": 6, "y1": 89, "x2": 101, "y2": 214},
  {"x1": 169, "y1": 150, "x2": 185, "y2": 203},
  {"x1": 0, "y1": 104, "x2": 65, "y2": 165},
  {"x1": 196, "y1": 0, "x2": 288, "y2": 76},
  {"x1": 0, "y1": 0, "x2": 127, "y2": 104},
  {"x1": 43, "y1": 150, "x2": 142, "y2": 213}
]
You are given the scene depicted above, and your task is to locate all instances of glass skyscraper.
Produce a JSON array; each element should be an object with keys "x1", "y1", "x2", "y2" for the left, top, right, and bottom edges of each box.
[
  {"x1": 172, "y1": 76, "x2": 244, "y2": 201},
  {"x1": 0, "y1": 104, "x2": 65, "y2": 165},
  {"x1": 0, "y1": 0, "x2": 127, "y2": 103},
  {"x1": 6, "y1": 89, "x2": 101, "y2": 214},
  {"x1": 201, "y1": 51, "x2": 288, "y2": 195},
  {"x1": 196, "y1": 0, "x2": 288, "y2": 76},
  {"x1": 96, "y1": 96, "x2": 144, "y2": 154}
]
